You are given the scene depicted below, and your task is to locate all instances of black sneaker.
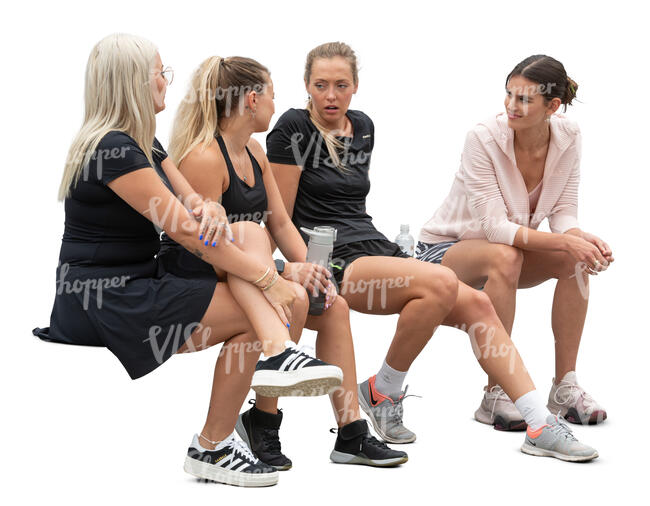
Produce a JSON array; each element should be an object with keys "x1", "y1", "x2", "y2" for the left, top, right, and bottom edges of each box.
[
  {"x1": 329, "y1": 419, "x2": 408, "y2": 467},
  {"x1": 183, "y1": 433, "x2": 278, "y2": 487},
  {"x1": 235, "y1": 400, "x2": 292, "y2": 471},
  {"x1": 251, "y1": 342, "x2": 343, "y2": 397}
]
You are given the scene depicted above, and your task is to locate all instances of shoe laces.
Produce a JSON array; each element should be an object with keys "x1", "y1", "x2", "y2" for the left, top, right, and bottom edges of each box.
[
  {"x1": 260, "y1": 427, "x2": 282, "y2": 453},
  {"x1": 363, "y1": 433, "x2": 392, "y2": 450},
  {"x1": 225, "y1": 436, "x2": 257, "y2": 463},
  {"x1": 385, "y1": 386, "x2": 420, "y2": 426},
  {"x1": 486, "y1": 385, "x2": 509, "y2": 420},
  {"x1": 549, "y1": 416, "x2": 578, "y2": 442},
  {"x1": 553, "y1": 381, "x2": 597, "y2": 415}
]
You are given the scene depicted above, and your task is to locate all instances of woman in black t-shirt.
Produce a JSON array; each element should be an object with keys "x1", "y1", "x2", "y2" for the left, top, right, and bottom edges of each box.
[
  {"x1": 38, "y1": 34, "x2": 345, "y2": 487},
  {"x1": 161, "y1": 55, "x2": 407, "y2": 469},
  {"x1": 267, "y1": 42, "x2": 599, "y2": 460}
]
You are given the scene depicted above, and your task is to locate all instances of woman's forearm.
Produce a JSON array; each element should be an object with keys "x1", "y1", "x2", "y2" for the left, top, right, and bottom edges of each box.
[
  {"x1": 512, "y1": 226, "x2": 569, "y2": 253},
  {"x1": 269, "y1": 220, "x2": 308, "y2": 263},
  {"x1": 169, "y1": 218, "x2": 269, "y2": 283}
]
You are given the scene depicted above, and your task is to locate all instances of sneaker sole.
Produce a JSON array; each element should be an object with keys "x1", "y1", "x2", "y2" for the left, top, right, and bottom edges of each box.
[
  {"x1": 183, "y1": 456, "x2": 279, "y2": 487},
  {"x1": 520, "y1": 443, "x2": 599, "y2": 462},
  {"x1": 234, "y1": 417, "x2": 292, "y2": 471},
  {"x1": 474, "y1": 407, "x2": 527, "y2": 431},
  {"x1": 329, "y1": 450, "x2": 408, "y2": 467},
  {"x1": 357, "y1": 384, "x2": 416, "y2": 444},
  {"x1": 252, "y1": 366, "x2": 343, "y2": 397}
]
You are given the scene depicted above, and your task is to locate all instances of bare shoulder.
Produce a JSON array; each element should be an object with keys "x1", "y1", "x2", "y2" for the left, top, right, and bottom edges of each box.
[
  {"x1": 180, "y1": 140, "x2": 226, "y2": 176},
  {"x1": 247, "y1": 137, "x2": 269, "y2": 172}
]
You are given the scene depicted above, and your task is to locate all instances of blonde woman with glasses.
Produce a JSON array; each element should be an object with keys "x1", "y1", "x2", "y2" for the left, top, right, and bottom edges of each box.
[{"x1": 37, "y1": 33, "x2": 343, "y2": 487}]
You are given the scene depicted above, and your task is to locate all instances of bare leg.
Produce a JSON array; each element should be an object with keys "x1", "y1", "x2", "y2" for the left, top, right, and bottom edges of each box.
[
  {"x1": 226, "y1": 221, "x2": 307, "y2": 357},
  {"x1": 307, "y1": 296, "x2": 361, "y2": 426},
  {"x1": 176, "y1": 283, "x2": 261, "y2": 446},
  {"x1": 441, "y1": 282, "x2": 535, "y2": 401},
  {"x1": 340, "y1": 256, "x2": 458, "y2": 371},
  {"x1": 441, "y1": 240, "x2": 524, "y2": 388},
  {"x1": 519, "y1": 250, "x2": 589, "y2": 382}
]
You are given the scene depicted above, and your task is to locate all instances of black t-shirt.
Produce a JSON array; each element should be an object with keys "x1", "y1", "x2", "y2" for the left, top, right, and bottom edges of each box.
[
  {"x1": 266, "y1": 108, "x2": 387, "y2": 246},
  {"x1": 59, "y1": 131, "x2": 172, "y2": 267}
]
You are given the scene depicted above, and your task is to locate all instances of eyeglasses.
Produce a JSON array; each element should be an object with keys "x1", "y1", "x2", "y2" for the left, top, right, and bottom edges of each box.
[{"x1": 161, "y1": 66, "x2": 174, "y2": 85}]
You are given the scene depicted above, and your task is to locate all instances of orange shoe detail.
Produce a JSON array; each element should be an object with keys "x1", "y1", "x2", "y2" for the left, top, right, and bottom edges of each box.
[
  {"x1": 526, "y1": 424, "x2": 550, "y2": 439},
  {"x1": 368, "y1": 375, "x2": 394, "y2": 407}
]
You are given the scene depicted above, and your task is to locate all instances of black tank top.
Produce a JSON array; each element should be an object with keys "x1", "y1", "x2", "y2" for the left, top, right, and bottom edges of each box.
[
  {"x1": 158, "y1": 137, "x2": 268, "y2": 278},
  {"x1": 217, "y1": 136, "x2": 268, "y2": 224}
]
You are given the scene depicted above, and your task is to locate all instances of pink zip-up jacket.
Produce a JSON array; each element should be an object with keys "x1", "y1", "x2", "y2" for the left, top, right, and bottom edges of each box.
[{"x1": 419, "y1": 112, "x2": 581, "y2": 246}]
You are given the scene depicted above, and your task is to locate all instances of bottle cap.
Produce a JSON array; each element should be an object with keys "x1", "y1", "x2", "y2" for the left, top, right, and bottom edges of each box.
[
  {"x1": 400, "y1": 224, "x2": 410, "y2": 233},
  {"x1": 301, "y1": 226, "x2": 337, "y2": 245}
]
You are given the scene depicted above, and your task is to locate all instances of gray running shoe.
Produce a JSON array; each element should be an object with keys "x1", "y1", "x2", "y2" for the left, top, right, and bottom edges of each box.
[
  {"x1": 474, "y1": 385, "x2": 527, "y2": 431},
  {"x1": 357, "y1": 376, "x2": 416, "y2": 444},
  {"x1": 521, "y1": 414, "x2": 599, "y2": 462}
]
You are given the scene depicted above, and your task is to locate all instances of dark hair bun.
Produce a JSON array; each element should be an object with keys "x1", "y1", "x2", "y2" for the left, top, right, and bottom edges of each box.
[{"x1": 563, "y1": 76, "x2": 578, "y2": 105}]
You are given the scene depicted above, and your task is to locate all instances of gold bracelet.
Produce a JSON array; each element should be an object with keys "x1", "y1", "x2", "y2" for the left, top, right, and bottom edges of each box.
[
  {"x1": 253, "y1": 267, "x2": 271, "y2": 286},
  {"x1": 262, "y1": 271, "x2": 280, "y2": 291}
]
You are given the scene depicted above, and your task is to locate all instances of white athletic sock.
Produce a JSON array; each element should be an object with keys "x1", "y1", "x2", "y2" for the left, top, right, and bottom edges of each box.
[
  {"x1": 514, "y1": 390, "x2": 552, "y2": 430},
  {"x1": 374, "y1": 360, "x2": 408, "y2": 398}
]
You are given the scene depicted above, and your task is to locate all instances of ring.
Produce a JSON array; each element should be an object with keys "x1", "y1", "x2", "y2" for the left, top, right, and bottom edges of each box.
[{"x1": 594, "y1": 260, "x2": 600, "y2": 268}]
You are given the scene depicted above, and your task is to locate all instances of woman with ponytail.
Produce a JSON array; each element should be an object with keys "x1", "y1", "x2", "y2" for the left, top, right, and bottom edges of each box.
[
  {"x1": 268, "y1": 43, "x2": 599, "y2": 462},
  {"x1": 40, "y1": 34, "x2": 345, "y2": 487},
  {"x1": 417, "y1": 55, "x2": 612, "y2": 431},
  {"x1": 162, "y1": 55, "x2": 408, "y2": 469}
]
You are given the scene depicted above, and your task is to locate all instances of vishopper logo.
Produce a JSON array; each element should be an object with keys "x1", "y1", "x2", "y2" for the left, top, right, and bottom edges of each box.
[
  {"x1": 78, "y1": 145, "x2": 132, "y2": 182},
  {"x1": 182, "y1": 83, "x2": 269, "y2": 117},
  {"x1": 338, "y1": 262, "x2": 415, "y2": 311},
  {"x1": 461, "y1": 321, "x2": 519, "y2": 376},
  {"x1": 56, "y1": 262, "x2": 130, "y2": 310},
  {"x1": 145, "y1": 321, "x2": 211, "y2": 365},
  {"x1": 508, "y1": 81, "x2": 560, "y2": 116},
  {"x1": 288, "y1": 132, "x2": 371, "y2": 170}
]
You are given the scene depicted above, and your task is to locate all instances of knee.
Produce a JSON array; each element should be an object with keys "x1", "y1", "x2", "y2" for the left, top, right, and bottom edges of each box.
[
  {"x1": 230, "y1": 221, "x2": 270, "y2": 249},
  {"x1": 487, "y1": 246, "x2": 523, "y2": 285},
  {"x1": 469, "y1": 289, "x2": 497, "y2": 319},
  {"x1": 426, "y1": 265, "x2": 459, "y2": 311},
  {"x1": 326, "y1": 295, "x2": 349, "y2": 316},
  {"x1": 555, "y1": 254, "x2": 585, "y2": 280}
]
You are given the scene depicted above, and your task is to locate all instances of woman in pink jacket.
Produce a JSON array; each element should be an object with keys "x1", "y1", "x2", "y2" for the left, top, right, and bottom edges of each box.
[{"x1": 417, "y1": 55, "x2": 613, "y2": 430}]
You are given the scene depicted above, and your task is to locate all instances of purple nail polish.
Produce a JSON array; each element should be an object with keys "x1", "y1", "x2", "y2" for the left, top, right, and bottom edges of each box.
[
  {"x1": 204, "y1": 240, "x2": 209, "y2": 246},
  {"x1": 286, "y1": 323, "x2": 291, "y2": 328},
  {"x1": 230, "y1": 238, "x2": 235, "y2": 242},
  {"x1": 212, "y1": 241, "x2": 216, "y2": 247},
  {"x1": 199, "y1": 234, "x2": 203, "y2": 240}
]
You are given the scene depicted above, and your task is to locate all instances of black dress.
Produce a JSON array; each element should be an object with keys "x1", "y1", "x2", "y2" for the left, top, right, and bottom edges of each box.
[
  {"x1": 159, "y1": 135, "x2": 268, "y2": 278},
  {"x1": 37, "y1": 131, "x2": 217, "y2": 379}
]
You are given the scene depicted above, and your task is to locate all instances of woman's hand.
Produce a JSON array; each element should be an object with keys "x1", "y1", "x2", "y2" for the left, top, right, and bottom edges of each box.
[
  {"x1": 580, "y1": 231, "x2": 614, "y2": 264},
  {"x1": 262, "y1": 275, "x2": 297, "y2": 327},
  {"x1": 191, "y1": 200, "x2": 233, "y2": 247},
  {"x1": 282, "y1": 262, "x2": 331, "y2": 294},
  {"x1": 563, "y1": 232, "x2": 609, "y2": 275}
]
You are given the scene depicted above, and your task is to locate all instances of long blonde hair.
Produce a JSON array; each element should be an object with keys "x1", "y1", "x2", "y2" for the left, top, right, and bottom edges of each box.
[
  {"x1": 169, "y1": 56, "x2": 269, "y2": 165},
  {"x1": 304, "y1": 42, "x2": 359, "y2": 171},
  {"x1": 58, "y1": 33, "x2": 158, "y2": 200}
]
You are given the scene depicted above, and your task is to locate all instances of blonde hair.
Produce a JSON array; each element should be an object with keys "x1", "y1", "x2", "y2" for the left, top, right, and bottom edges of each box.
[
  {"x1": 169, "y1": 56, "x2": 269, "y2": 165},
  {"x1": 304, "y1": 42, "x2": 359, "y2": 171},
  {"x1": 58, "y1": 33, "x2": 158, "y2": 200}
]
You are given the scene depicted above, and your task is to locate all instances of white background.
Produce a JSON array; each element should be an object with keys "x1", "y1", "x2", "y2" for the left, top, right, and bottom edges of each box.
[{"x1": 2, "y1": 0, "x2": 647, "y2": 504}]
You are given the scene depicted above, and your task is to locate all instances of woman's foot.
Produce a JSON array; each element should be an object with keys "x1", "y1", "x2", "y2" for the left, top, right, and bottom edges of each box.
[
  {"x1": 235, "y1": 400, "x2": 292, "y2": 471},
  {"x1": 474, "y1": 385, "x2": 527, "y2": 431},
  {"x1": 184, "y1": 433, "x2": 279, "y2": 487},
  {"x1": 547, "y1": 371, "x2": 607, "y2": 425},
  {"x1": 520, "y1": 414, "x2": 599, "y2": 462},
  {"x1": 251, "y1": 341, "x2": 343, "y2": 397},
  {"x1": 357, "y1": 375, "x2": 416, "y2": 443},
  {"x1": 329, "y1": 419, "x2": 408, "y2": 467}
]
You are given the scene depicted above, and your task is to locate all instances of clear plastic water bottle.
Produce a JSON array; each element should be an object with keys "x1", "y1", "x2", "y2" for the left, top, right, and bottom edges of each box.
[{"x1": 395, "y1": 224, "x2": 414, "y2": 257}]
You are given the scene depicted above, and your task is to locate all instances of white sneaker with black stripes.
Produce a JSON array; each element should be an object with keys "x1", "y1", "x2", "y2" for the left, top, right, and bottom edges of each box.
[
  {"x1": 251, "y1": 341, "x2": 343, "y2": 397},
  {"x1": 183, "y1": 433, "x2": 278, "y2": 487}
]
